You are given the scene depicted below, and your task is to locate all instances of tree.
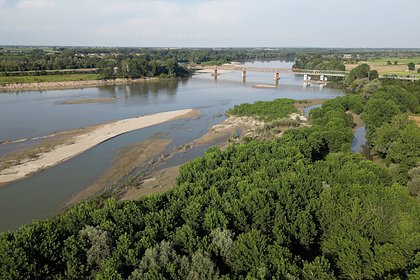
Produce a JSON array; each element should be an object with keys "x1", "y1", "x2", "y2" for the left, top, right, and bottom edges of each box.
[
  {"x1": 303, "y1": 257, "x2": 335, "y2": 280},
  {"x1": 407, "y1": 165, "x2": 420, "y2": 196},
  {"x1": 344, "y1": 63, "x2": 371, "y2": 86},
  {"x1": 369, "y1": 69, "x2": 379, "y2": 80},
  {"x1": 362, "y1": 98, "x2": 401, "y2": 142},
  {"x1": 226, "y1": 230, "x2": 267, "y2": 275},
  {"x1": 408, "y1": 62, "x2": 415, "y2": 71}
]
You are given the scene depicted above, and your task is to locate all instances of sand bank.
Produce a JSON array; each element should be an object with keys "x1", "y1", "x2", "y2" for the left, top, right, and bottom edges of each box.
[
  {"x1": 59, "y1": 98, "x2": 116, "y2": 105},
  {"x1": 0, "y1": 77, "x2": 158, "y2": 92},
  {"x1": 252, "y1": 84, "x2": 278, "y2": 89},
  {"x1": 64, "y1": 138, "x2": 172, "y2": 207},
  {"x1": 0, "y1": 109, "x2": 199, "y2": 185}
]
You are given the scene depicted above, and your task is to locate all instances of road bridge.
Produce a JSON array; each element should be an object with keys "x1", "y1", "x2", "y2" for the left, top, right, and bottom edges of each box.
[
  {"x1": 190, "y1": 65, "x2": 348, "y2": 79},
  {"x1": 190, "y1": 64, "x2": 420, "y2": 81}
]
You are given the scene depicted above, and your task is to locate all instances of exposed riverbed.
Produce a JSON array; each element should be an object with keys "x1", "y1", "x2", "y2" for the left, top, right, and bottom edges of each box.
[{"x1": 0, "y1": 61, "x2": 345, "y2": 231}]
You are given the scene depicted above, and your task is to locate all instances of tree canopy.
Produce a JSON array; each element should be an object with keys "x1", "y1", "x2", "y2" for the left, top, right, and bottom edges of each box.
[{"x1": 1, "y1": 89, "x2": 419, "y2": 279}]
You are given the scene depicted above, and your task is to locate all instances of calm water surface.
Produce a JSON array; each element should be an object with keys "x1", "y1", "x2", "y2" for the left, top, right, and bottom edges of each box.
[{"x1": 0, "y1": 61, "x2": 345, "y2": 231}]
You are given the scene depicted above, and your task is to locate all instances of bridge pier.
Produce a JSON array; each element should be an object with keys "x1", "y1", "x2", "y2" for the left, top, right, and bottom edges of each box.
[
  {"x1": 242, "y1": 70, "x2": 246, "y2": 83},
  {"x1": 212, "y1": 69, "x2": 218, "y2": 80},
  {"x1": 273, "y1": 72, "x2": 280, "y2": 86},
  {"x1": 304, "y1": 74, "x2": 311, "y2": 82}
]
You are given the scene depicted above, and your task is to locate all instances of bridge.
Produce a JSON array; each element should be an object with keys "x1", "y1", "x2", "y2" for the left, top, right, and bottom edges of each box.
[
  {"x1": 189, "y1": 64, "x2": 348, "y2": 81},
  {"x1": 189, "y1": 64, "x2": 420, "y2": 82}
]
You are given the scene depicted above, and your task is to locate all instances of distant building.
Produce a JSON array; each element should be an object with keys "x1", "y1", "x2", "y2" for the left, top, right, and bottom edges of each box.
[{"x1": 343, "y1": 54, "x2": 352, "y2": 59}]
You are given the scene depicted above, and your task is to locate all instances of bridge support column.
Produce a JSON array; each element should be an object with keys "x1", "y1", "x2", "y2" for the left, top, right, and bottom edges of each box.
[
  {"x1": 212, "y1": 69, "x2": 218, "y2": 80},
  {"x1": 274, "y1": 72, "x2": 280, "y2": 86},
  {"x1": 304, "y1": 75, "x2": 311, "y2": 82},
  {"x1": 242, "y1": 70, "x2": 247, "y2": 83}
]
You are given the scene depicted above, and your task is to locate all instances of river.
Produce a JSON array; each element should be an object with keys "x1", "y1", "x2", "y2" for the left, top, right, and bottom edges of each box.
[{"x1": 0, "y1": 61, "x2": 345, "y2": 231}]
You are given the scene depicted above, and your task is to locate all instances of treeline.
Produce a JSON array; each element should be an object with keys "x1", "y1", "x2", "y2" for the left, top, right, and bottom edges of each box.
[
  {"x1": 292, "y1": 54, "x2": 346, "y2": 71},
  {"x1": 0, "y1": 49, "x2": 101, "y2": 73},
  {"x1": 98, "y1": 58, "x2": 190, "y2": 79},
  {"x1": 1, "y1": 88, "x2": 419, "y2": 278},
  {"x1": 0, "y1": 48, "x2": 297, "y2": 73}
]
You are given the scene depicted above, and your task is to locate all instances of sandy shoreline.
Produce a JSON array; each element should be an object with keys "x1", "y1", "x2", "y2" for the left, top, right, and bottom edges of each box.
[
  {"x1": 0, "y1": 109, "x2": 199, "y2": 185},
  {"x1": 0, "y1": 77, "x2": 159, "y2": 92}
]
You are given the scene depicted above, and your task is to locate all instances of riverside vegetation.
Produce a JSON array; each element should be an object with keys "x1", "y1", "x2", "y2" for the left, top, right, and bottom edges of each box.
[
  {"x1": 2, "y1": 47, "x2": 420, "y2": 84},
  {"x1": 0, "y1": 69, "x2": 419, "y2": 279}
]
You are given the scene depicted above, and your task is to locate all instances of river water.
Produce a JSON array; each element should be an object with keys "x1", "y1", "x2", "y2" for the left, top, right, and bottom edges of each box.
[{"x1": 0, "y1": 61, "x2": 345, "y2": 231}]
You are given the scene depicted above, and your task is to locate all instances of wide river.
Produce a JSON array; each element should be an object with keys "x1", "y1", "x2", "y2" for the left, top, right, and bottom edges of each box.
[{"x1": 0, "y1": 61, "x2": 345, "y2": 231}]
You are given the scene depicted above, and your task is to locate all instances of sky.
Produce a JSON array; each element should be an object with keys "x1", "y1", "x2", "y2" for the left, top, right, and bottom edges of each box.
[{"x1": 0, "y1": 0, "x2": 419, "y2": 48}]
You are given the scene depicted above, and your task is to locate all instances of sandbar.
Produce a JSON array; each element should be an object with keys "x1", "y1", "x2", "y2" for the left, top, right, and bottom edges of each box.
[
  {"x1": 252, "y1": 84, "x2": 277, "y2": 89},
  {"x1": 0, "y1": 109, "x2": 199, "y2": 184},
  {"x1": 59, "y1": 98, "x2": 116, "y2": 105}
]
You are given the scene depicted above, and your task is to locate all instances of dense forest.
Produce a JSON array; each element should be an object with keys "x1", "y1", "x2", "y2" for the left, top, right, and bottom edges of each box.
[{"x1": 1, "y1": 72, "x2": 419, "y2": 278}]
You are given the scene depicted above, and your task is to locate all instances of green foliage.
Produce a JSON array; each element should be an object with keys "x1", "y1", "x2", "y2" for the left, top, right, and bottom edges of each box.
[
  {"x1": 227, "y1": 98, "x2": 297, "y2": 121},
  {"x1": 344, "y1": 63, "x2": 380, "y2": 89},
  {"x1": 293, "y1": 54, "x2": 345, "y2": 71},
  {"x1": 372, "y1": 114, "x2": 410, "y2": 155},
  {"x1": 362, "y1": 97, "x2": 401, "y2": 141},
  {"x1": 359, "y1": 81, "x2": 420, "y2": 184},
  {"x1": 407, "y1": 165, "x2": 420, "y2": 196},
  {"x1": 372, "y1": 85, "x2": 418, "y2": 113},
  {"x1": 386, "y1": 122, "x2": 420, "y2": 182},
  {"x1": 0, "y1": 95, "x2": 419, "y2": 279},
  {"x1": 302, "y1": 257, "x2": 335, "y2": 280},
  {"x1": 408, "y1": 62, "x2": 415, "y2": 71},
  {"x1": 318, "y1": 183, "x2": 420, "y2": 279}
]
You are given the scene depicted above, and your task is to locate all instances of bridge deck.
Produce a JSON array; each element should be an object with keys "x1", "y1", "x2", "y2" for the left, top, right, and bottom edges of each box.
[
  {"x1": 192, "y1": 65, "x2": 348, "y2": 77},
  {"x1": 190, "y1": 65, "x2": 420, "y2": 80}
]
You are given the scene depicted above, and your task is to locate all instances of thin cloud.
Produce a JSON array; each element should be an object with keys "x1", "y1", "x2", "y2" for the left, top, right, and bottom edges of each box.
[{"x1": 0, "y1": 0, "x2": 419, "y2": 47}]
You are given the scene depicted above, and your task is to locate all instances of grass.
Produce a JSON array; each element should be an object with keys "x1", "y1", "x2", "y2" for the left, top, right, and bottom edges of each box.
[
  {"x1": 346, "y1": 58, "x2": 420, "y2": 77},
  {"x1": 0, "y1": 73, "x2": 101, "y2": 85},
  {"x1": 368, "y1": 56, "x2": 420, "y2": 65}
]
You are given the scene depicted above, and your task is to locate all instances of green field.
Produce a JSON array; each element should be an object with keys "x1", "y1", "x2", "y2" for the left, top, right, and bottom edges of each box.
[
  {"x1": 0, "y1": 73, "x2": 101, "y2": 85},
  {"x1": 368, "y1": 56, "x2": 420, "y2": 65}
]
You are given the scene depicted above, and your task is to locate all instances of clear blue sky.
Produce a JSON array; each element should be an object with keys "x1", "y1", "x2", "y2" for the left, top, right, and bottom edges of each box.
[{"x1": 0, "y1": 0, "x2": 419, "y2": 48}]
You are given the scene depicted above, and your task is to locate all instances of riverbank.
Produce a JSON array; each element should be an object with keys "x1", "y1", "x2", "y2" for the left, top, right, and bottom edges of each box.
[
  {"x1": 63, "y1": 137, "x2": 172, "y2": 208},
  {"x1": 0, "y1": 109, "x2": 199, "y2": 185},
  {"x1": 119, "y1": 115, "x2": 262, "y2": 201},
  {"x1": 0, "y1": 77, "x2": 159, "y2": 91},
  {"x1": 119, "y1": 101, "x2": 317, "y2": 202}
]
